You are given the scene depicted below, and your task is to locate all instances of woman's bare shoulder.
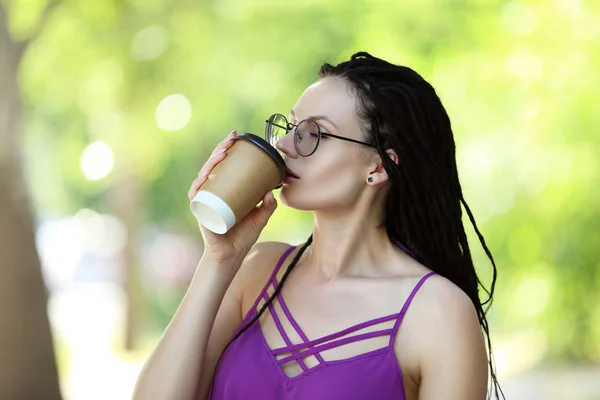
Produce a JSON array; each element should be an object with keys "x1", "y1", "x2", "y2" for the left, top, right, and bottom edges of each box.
[
  {"x1": 243, "y1": 241, "x2": 294, "y2": 267},
  {"x1": 416, "y1": 274, "x2": 476, "y2": 314},
  {"x1": 395, "y1": 273, "x2": 487, "y2": 395},
  {"x1": 404, "y1": 274, "x2": 480, "y2": 342},
  {"x1": 235, "y1": 241, "x2": 295, "y2": 312}
]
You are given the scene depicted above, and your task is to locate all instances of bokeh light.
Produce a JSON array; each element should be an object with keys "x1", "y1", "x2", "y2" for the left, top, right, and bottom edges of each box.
[
  {"x1": 80, "y1": 141, "x2": 115, "y2": 181},
  {"x1": 155, "y1": 94, "x2": 192, "y2": 132},
  {"x1": 131, "y1": 26, "x2": 168, "y2": 61}
]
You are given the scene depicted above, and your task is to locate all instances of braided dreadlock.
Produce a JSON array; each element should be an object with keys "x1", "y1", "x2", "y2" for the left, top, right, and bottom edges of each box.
[
  {"x1": 211, "y1": 52, "x2": 503, "y2": 399},
  {"x1": 209, "y1": 236, "x2": 313, "y2": 400},
  {"x1": 318, "y1": 51, "x2": 503, "y2": 398}
]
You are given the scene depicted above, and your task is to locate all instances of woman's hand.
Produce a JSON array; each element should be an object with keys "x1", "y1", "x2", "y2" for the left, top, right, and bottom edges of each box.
[{"x1": 188, "y1": 130, "x2": 278, "y2": 264}]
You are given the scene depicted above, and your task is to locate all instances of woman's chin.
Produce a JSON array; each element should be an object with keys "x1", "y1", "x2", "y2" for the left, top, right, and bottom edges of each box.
[
  {"x1": 277, "y1": 191, "x2": 313, "y2": 211},
  {"x1": 277, "y1": 191, "x2": 293, "y2": 208}
]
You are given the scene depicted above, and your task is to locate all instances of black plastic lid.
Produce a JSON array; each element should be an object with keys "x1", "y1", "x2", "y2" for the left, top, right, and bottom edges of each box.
[{"x1": 233, "y1": 133, "x2": 287, "y2": 186}]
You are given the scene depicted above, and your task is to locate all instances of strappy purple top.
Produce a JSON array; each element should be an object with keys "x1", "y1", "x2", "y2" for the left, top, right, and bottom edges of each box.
[{"x1": 210, "y1": 246, "x2": 435, "y2": 399}]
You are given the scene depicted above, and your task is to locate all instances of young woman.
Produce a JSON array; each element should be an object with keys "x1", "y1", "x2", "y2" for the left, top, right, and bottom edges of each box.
[{"x1": 133, "y1": 52, "x2": 503, "y2": 400}]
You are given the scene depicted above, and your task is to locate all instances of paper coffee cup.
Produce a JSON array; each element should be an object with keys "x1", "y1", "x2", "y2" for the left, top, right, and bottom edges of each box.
[{"x1": 190, "y1": 133, "x2": 286, "y2": 234}]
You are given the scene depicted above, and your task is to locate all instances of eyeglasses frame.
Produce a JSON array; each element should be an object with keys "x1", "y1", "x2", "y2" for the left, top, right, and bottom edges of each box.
[{"x1": 265, "y1": 113, "x2": 376, "y2": 157}]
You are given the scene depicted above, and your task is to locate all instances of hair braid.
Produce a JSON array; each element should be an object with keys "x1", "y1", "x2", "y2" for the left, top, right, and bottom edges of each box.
[
  {"x1": 209, "y1": 236, "x2": 313, "y2": 399},
  {"x1": 211, "y1": 51, "x2": 503, "y2": 399},
  {"x1": 319, "y1": 52, "x2": 503, "y2": 399}
]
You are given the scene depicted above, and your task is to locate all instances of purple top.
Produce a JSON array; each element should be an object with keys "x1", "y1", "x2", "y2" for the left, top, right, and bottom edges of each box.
[{"x1": 210, "y1": 246, "x2": 435, "y2": 399}]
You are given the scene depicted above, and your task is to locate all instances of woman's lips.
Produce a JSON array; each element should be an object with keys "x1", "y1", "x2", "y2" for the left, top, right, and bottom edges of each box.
[
  {"x1": 286, "y1": 168, "x2": 300, "y2": 179},
  {"x1": 284, "y1": 168, "x2": 300, "y2": 182}
]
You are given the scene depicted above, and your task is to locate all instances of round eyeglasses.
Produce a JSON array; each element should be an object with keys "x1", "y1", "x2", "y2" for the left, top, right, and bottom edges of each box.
[{"x1": 265, "y1": 113, "x2": 375, "y2": 157}]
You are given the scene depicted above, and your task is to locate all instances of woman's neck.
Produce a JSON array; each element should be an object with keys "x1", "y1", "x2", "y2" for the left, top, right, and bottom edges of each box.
[{"x1": 306, "y1": 202, "x2": 399, "y2": 280}]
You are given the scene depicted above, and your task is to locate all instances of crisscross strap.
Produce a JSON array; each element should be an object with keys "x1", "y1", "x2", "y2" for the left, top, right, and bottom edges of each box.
[
  {"x1": 275, "y1": 329, "x2": 392, "y2": 365},
  {"x1": 270, "y1": 272, "x2": 436, "y2": 365},
  {"x1": 272, "y1": 312, "x2": 398, "y2": 356},
  {"x1": 263, "y1": 291, "x2": 309, "y2": 371},
  {"x1": 272, "y1": 280, "x2": 327, "y2": 364},
  {"x1": 389, "y1": 271, "x2": 436, "y2": 346},
  {"x1": 248, "y1": 245, "x2": 311, "y2": 369},
  {"x1": 248, "y1": 246, "x2": 296, "y2": 312}
]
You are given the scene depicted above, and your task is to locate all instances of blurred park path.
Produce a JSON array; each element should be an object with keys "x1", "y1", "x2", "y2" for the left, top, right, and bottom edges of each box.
[
  {"x1": 502, "y1": 366, "x2": 600, "y2": 400},
  {"x1": 61, "y1": 354, "x2": 600, "y2": 400}
]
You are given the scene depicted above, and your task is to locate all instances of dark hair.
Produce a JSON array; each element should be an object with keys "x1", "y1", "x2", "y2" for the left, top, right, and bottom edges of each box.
[{"x1": 211, "y1": 52, "x2": 503, "y2": 399}]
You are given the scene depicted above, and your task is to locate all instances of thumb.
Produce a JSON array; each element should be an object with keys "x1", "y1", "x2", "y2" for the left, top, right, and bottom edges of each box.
[
  {"x1": 257, "y1": 191, "x2": 278, "y2": 219},
  {"x1": 245, "y1": 191, "x2": 277, "y2": 231}
]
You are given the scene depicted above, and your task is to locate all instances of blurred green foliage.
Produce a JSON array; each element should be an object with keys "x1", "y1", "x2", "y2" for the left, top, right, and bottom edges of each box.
[{"x1": 7, "y1": 0, "x2": 600, "y2": 369}]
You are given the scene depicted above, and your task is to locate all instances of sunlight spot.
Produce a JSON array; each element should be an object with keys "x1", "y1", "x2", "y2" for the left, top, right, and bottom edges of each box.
[
  {"x1": 73, "y1": 209, "x2": 127, "y2": 257},
  {"x1": 506, "y1": 51, "x2": 543, "y2": 80},
  {"x1": 80, "y1": 141, "x2": 114, "y2": 181},
  {"x1": 131, "y1": 26, "x2": 168, "y2": 61},
  {"x1": 514, "y1": 269, "x2": 553, "y2": 318},
  {"x1": 501, "y1": 2, "x2": 538, "y2": 36},
  {"x1": 572, "y1": 12, "x2": 599, "y2": 40},
  {"x1": 155, "y1": 94, "x2": 192, "y2": 132},
  {"x1": 553, "y1": 0, "x2": 581, "y2": 14}
]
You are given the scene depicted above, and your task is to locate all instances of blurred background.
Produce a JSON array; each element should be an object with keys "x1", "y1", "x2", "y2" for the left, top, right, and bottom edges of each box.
[{"x1": 0, "y1": 0, "x2": 598, "y2": 399}]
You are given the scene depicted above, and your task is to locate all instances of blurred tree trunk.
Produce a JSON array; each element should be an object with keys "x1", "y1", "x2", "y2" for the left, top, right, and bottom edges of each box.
[
  {"x1": 0, "y1": 4, "x2": 62, "y2": 400},
  {"x1": 109, "y1": 169, "x2": 144, "y2": 351}
]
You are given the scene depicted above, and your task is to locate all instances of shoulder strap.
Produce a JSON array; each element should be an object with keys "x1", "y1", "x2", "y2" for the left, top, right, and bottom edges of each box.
[
  {"x1": 388, "y1": 271, "x2": 436, "y2": 346},
  {"x1": 248, "y1": 246, "x2": 296, "y2": 311}
]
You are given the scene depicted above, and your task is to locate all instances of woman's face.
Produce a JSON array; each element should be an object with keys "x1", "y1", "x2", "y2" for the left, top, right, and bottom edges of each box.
[{"x1": 277, "y1": 77, "x2": 377, "y2": 211}]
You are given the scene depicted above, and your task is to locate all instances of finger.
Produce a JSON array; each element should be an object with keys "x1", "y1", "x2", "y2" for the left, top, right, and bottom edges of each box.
[
  {"x1": 188, "y1": 176, "x2": 207, "y2": 201},
  {"x1": 210, "y1": 138, "x2": 234, "y2": 157},
  {"x1": 190, "y1": 153, "x2": 225, "y2": 198},
  {"x1": 197, "y1": 150, "x2": 227, "y2": 179},
  {"x1": 210, "y1": 130, "x2": 238, "y2": 157}
]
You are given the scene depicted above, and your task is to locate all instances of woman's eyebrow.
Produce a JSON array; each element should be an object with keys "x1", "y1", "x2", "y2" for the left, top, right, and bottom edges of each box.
[{"x1": 289, "y1": 109, "x2": 338, "y2": 129}]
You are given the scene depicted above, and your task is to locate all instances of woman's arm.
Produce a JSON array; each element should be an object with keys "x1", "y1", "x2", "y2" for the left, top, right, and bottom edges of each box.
[
  {"x1": 194, "y1": 242, "x2": 290, "y2": 399},
  {"x1": 131, "y1": 252, "x2": 244, "y2": 400},
  {"x1": 132, "y1": 241, "x2": 285, "y2": 400},
  {"x1": 134, "y1": 129, "x2": 281, "y2": 400},
  {"x1": 405, "y1": 278, "x2": 490, "y2": 399}
]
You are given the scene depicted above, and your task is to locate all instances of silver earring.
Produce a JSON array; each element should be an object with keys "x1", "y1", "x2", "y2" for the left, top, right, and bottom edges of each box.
[{"x1": 367, "y1": 177, "x2": 373, "y2": 183}]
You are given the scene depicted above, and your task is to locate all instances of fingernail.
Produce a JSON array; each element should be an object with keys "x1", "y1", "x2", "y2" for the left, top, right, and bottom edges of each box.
[{"x1": 217, "y1": 148, "x2": 226, "y2": 154}]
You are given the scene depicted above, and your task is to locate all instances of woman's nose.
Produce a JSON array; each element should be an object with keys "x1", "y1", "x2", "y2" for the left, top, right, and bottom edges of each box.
[{"x1": 275, "y1": 129, "x2": 297, "y2": 157}]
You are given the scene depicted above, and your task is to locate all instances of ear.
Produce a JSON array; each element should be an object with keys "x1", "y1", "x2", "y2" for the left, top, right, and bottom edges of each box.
[
  {"x1": 384, "y1": 148, "x2": 399, "y2": 165},
  {"x1": 366, "y1": 149, "x2": 399, "y2": 185}
]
